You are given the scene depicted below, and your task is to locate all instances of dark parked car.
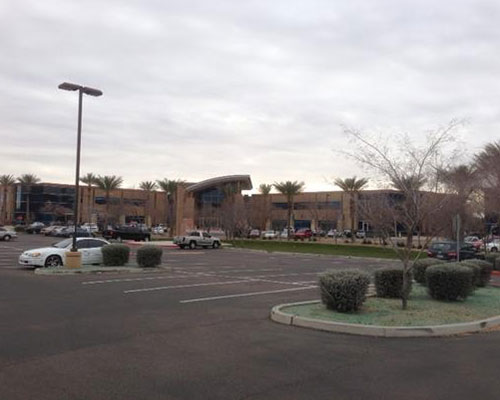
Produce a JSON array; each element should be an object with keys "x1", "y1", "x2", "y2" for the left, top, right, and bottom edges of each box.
[
  {"x1": 102, "y1": 225, "x2": 151, "y2": 242},
  {"x1": 426, "y1": 241, "x2": 478, "y2": 261},
  {"x1": 25, "y1": 222, "x2": 45, "y2": 234}
]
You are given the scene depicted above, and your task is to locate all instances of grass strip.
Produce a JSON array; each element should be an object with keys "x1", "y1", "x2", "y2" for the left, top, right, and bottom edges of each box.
[
  {"x1": 229, "y1": 239, "x2": 425, "y2": 260},
  {"x1": 284, "y1": 285, "x2": 500, "y2": 326}
]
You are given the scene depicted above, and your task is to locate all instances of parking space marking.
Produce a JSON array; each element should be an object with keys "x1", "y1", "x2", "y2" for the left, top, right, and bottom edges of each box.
[
  {"x1": 203, "y1": 268, "x2": 282, "y2": 273},
  {"x1": 82, "y1": 274, "x2": 198, "y2": 285},
  {"x1": 123, "y1": 280, "x2": 251, "y2": 294},
  {"x1": 0, "y1": 246, "x2": 24, "y2": 251},
  {"x1": 179, "y1": 286, "x2": 318, "y2": 303}
]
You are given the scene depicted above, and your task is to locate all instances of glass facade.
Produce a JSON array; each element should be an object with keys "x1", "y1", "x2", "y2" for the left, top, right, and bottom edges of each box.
[
  {"x1": 198, "y1": 188, "x2": 225, "y2": 207},
  {"x1": 15, "y1": 185, "x2": 75, "y2": 224}
]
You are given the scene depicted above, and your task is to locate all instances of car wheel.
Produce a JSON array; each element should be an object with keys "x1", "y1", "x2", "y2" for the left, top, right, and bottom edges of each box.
[
  {"x1": 212, "y1": 241, "x2": 220, "y2": 249},
  {"x1": 189, "y1": 241, "x2": 196, "y2": 250},
  {"x1": 179, "y1": 245, "x2": 185, "y2": 249},
  {"x1": 491, "y1": 247, "x2": 498, "y2": 252},
  {"x1": 45, "y1": 255, "x2": 62, "y2": 268},
  {"x1": 3, "y1": 235, "x2": 11, "y2": 242}
]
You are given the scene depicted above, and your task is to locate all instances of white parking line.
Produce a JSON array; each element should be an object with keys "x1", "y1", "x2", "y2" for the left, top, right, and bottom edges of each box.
[
  {"x1": 207, "y1": 268, "x2": 282, "y2": 273},
  {"x1": 124, "y1": 280, "x2": 250, "y2": 294},
  {"x1": 82, "y1": 274, "x2": 195, "y2": 285},
  {"x1": 179, "y1": 286, "x2": 318, "y2": 303}
]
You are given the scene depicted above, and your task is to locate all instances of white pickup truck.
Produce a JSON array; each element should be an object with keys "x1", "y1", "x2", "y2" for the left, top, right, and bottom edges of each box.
[{"x1": 173, "y1": 231, "x2": 221, "y2": 250}]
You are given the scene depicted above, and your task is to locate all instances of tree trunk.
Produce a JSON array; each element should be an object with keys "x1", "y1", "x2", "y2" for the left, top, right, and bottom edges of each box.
[
  {"x1": 287, "y1": 198, "x2": 292, "y2": 241},
  {"x1": 26, "y1": 192, "x2": 30, "y2": 224},
  {"x1": 2, "y1": 188, "x2": 7, "y2": 224},
  {"x1": 401, "y1": 232, "x2": 414, "y2": 310},
  {"x1": 87, "y1": 184, "x2": 92, "y2": 223},
  {"x1": 350, "y1": 196, "x2": 355, "y2": 242},
  {"x1": 105, "y1": 191, "x2": 110, "y2": 229}
]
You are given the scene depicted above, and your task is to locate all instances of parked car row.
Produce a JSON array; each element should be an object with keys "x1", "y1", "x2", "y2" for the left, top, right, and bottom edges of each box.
[{"x1": 43, "y1": 225, "x2": 95, "y2": 238}]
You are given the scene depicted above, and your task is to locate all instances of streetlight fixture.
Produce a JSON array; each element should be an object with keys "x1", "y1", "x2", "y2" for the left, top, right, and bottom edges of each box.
[{"x1": 58, "y1": 82, "x2": 102, "y2": 256}]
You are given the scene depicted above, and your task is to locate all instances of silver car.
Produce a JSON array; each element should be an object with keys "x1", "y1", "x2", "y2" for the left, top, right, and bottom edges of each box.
[{"x1": 0, "y1": 227, "x2": 17, "y2": 241}]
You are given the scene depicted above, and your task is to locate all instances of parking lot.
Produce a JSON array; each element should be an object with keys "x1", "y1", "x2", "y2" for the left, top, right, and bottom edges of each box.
[{"x1": 1, "y1": 234, "x2": 500, "y2": 399}]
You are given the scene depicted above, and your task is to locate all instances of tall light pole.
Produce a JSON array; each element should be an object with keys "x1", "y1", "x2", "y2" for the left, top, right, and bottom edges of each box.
[{"x1": 58, "y1": 82, "x2": 102, "y2": 253}]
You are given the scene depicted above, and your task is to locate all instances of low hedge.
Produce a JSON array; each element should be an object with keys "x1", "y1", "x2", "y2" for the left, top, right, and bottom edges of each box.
[
  {"x1": 101, "y1": 244, "x2": 130, "y2": 266},
  {"x1": 412, "y1": 258, "x2": 445, "y2": 285},
  {"x1": 459, "y1": 262, "x2": 481, "y2": 289},
  {"x1": 426, "y1": 264, "x2": 474, "y2": 301},
  {"x1": 136, "y1": 245, "x2": 163, "y2": 268},
  {"x1": 484, "y1": 254, "x2": 500, "y2": 271},
  {"x1": 461, "y1": 259, "x2": 492, "y2": 287},
  {"x1": 374, "y1": 268, "x2": 411, "y2": 298},
  {"x1": 319, "y1": 270, "x2": 370, "y2": 312}
]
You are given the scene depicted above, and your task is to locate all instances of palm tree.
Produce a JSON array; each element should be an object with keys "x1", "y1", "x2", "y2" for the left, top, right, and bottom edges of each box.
[
  {"x1": 17, "y1": 174, "x2": 41, "y2": 224},
  {"x1": 157, "y1": 179, "x2": 183, "y2": 235},
  {"x1": 438, "y1": 165, "x2": 478, "y2": 242},
  {"x1": 334, "y1": 176, "x2": 369, "y2": 241},
  {"x1": 273, "y1": 181, "x2": 304, "y2": 239},
  {"x1": 95, "y1": 175, "x2": 123, "y2": 228},
  {"x1": 80, "y1": 173, "x2": 98, "y2": 224},
  {"x1": 259, "y1": 184, "x2": 273, "y2": 230},
  {"x1": 0, "y1": 174, "x2": 16, "y2": 224},
  {"x1": 139, "y1": 181, "x2": 158, "y2": 226}
]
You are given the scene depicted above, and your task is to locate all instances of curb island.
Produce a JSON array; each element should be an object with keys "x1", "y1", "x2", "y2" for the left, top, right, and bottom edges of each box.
[{"x1": 270, "y1": 300, "x2": 500, "y2": 338}]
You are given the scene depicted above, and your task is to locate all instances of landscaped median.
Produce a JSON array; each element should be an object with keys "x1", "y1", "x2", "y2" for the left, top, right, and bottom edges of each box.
[
  {"x1": 271, "y1": 286, "x2": 500, "y2": 337},
  {"x1": 271, "y1": 259, "x2": 500, "y2": 337},
  {"x1": 35, "y1": 243, "x2": 166, "y2": 275},
  {"x1": 229, "y1": 239, "x2": 424, "y2": 259}
]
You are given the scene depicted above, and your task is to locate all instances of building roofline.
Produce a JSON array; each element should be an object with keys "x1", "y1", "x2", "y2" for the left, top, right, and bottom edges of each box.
[{"x1": 186, "y1": 175, "x2": 253, "y2": 193}]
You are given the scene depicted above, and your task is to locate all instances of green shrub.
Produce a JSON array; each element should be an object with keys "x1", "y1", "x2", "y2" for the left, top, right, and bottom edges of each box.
[
  {"x1": 374, "y1": 268, "x2": 411, "y2": 298},
  {"x1": 484, "y1": 254, "x2": 500, "y2": 271},
  {"x1": 319, "y1": 270, "x2": 370, "y2": 312},
  {"x1": 413, "y1": 258, "x2": 445, "y2": 285},
  {"x1": 425, "y1": 264, "x2": 474, "y2": 301},
  {"x1": 461, "y1": 259, "x2": 492, "y2": 287},
  {"x1": 136, "y1": 245, "x2": 163, "y2": 268},
  {"x1": 101, "y1": 244, "x2": 130, "y2": 266},
  {"x1": 459, "y1": 262, "x2": 481, "y2": 288}
]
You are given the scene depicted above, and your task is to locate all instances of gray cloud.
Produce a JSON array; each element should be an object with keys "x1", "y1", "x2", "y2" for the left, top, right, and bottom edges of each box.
[{"x1": 1, "y1": 0, "x2": 500, "y2": 191}]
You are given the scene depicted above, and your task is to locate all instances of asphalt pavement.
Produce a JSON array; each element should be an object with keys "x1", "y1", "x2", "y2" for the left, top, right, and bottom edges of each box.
[{"x1": 1, "y1": 234, "x2": 500, "y2": 400}]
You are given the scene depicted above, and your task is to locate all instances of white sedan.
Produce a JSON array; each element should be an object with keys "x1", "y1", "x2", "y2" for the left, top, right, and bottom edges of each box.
[
  {"x1": 19, "y1": 238, "x2": 110, "y2": 268},
  {"x1": 262, "y1": 230, "x2": 278, "y2": 239},
  {"x1": 486, "y1": 240, "x2": 500, "y2": 252}
]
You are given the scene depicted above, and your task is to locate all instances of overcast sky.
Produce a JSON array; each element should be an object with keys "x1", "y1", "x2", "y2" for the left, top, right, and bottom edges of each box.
[{"x1": 1, "y1": 0, "x2": 499, "y2": 193}]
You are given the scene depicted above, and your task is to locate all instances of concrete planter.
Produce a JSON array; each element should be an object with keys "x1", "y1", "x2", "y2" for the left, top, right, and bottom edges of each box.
[{"x1": 270, "y1": 300, "x2": 500, "y2": 337}]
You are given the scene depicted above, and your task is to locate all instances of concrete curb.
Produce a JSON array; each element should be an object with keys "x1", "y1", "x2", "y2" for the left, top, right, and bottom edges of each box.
[{"x1": 270, "y1": 300, "x2": 500, "y2": 337}]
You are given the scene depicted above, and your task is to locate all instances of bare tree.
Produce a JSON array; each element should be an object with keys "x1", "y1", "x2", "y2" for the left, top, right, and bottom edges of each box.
[
  {"x1": 475, "y1": 141, "x2": 500, "y2": 232},
  {"x1": 344, "y1": 121, "x2": 461, "y2": 309},
  {"x1": 220, "y1": 183, "x2": 248, "y2": 239}
]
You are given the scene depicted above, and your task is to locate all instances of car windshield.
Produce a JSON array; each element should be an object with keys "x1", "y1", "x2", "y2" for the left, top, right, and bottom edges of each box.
[
  {"x1": 430, "y1": 243, "x2": 453, "y2": 251},
  {"x1": 53, "y1": 239, "x2": 72, "y2": 248}
]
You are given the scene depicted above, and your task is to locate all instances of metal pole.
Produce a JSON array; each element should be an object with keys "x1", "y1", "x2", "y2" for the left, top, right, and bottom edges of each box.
[{"x1": 72, "y1": 89, "x2": 83, "y2": 252}]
